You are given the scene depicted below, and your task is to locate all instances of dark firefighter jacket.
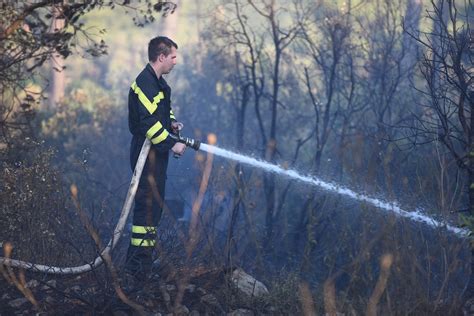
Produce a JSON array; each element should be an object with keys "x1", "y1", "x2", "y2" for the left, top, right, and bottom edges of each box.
[{"x1": 128, "y1": 63, "x2": 177, "y2": 170}]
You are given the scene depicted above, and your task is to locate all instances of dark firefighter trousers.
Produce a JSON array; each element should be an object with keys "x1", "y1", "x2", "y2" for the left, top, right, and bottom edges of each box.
[{"x1": 125, "y1": 144, "x2": 169, "y2": 275}]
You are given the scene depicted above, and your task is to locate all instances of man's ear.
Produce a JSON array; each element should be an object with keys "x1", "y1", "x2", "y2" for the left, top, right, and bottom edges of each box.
[{"x1": 158, "y1": 53, "x2": 165, "y2": 62}]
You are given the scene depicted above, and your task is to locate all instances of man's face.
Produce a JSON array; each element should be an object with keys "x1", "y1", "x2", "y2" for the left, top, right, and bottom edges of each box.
[{"x1": 161, "y1": 46, "x2": 177, "y2": 74}]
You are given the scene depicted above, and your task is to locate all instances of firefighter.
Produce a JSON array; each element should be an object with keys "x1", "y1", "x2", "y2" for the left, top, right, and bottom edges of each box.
[{"x1": 125, "y1": 36, "x2": 186, "y2": 280}]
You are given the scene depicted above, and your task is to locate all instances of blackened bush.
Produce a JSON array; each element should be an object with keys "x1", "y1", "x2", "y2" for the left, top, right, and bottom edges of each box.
[{"x1": 0, "y1": 143, "x2": 95, "y2": 266}]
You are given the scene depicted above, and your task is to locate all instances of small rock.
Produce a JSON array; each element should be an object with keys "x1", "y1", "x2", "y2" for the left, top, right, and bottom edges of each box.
[
  {"x1": 196, "y1": 287, "x2": 207, "y2": 295},
  {"x1": 2, "y1": 293, "x2": 11, "y2": 300},
  {"x1": 64, "y1": 298, "x2": 86, "y2": 306},
  {"x1": 200, "y1": 293, "x2": 223, "y2": 312},
  {"x1": 174, "y1": 305, "x2": 189, "y2": 315},
  {"x1": 68, "y1": 285, "x2": 81, "y2": 294},
  {"x1": 161, "y1": 290, "x2": 171, "y2": 303},
  {"x1": 189, "y1": 310, "x2": 200, "y2": 316},
  {"x1": 143, "y1": 299, "x2": 154, "y2": 308},
  {"x1": 231, "y1": 268, "x2": 269, "y2": 297},
  {"x1": 45, "y1": 296, "x2": 55, "y2": 304},
  {"x1": 266, "y1": 306, "x2": 278, "y2": 313},
  {"x1": 46, "y1": 280, "x2": 56, "y2": 287},
  {"x1": 9, "y1": 298, "x2": 29, "y2": 308},
  {"x1": 86, "y1": 286, "x2": 98, "y2": 294},
  {"x1": 26, "y1": 280, "x2": 39, "y2": 288},
  {"x1": 201, "y1": 294, "x2": 219, "y2": 305},
  {"x1": 227, "y1": 309, "x2": 254, "y2": 316},
  {"x1": 185, "y1": 284, "x2": 196, "y2": 293},
  {"x1": 42, "y1": 280, "x2": 56, "y2": 290},
  {"x1": 166, "y1": 284, "x2": 177, "y2": 292}
]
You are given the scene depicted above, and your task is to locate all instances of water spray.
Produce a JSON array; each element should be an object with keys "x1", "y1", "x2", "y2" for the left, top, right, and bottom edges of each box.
[{"x1": 167, "y1": 133, "x2": 468, "y2": 237}]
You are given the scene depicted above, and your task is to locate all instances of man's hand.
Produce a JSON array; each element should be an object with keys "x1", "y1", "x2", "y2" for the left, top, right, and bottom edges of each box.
[
  {"x1": 171, "y1": 121, "x2": 184, "y2": 134},
  {"x1": 171, "y1": 142, "x2": 186, "y2": 155}
]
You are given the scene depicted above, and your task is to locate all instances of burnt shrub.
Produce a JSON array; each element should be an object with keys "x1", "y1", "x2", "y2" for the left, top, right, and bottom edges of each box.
[{"x1": 0, "y1": 142, "x2": 94, "y2": 266}]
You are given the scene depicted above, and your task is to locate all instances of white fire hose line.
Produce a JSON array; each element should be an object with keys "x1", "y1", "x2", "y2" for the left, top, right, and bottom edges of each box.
[{"x1": 0, "y1": 139, "x2": 152, "y2": 274}]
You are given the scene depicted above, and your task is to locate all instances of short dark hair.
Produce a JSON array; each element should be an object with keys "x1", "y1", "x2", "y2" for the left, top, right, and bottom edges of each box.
[{"x1": 148, "y1": 36, "x2": 178, "y2": 62}]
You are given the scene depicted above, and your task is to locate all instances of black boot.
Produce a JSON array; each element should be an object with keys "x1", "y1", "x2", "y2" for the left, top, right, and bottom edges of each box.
[{"x1": 124, "y1": 245, "x2": 153, "y2": 281}]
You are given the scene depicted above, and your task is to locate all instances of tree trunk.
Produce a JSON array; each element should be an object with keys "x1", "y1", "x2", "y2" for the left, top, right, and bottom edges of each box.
[
  {"x1": 225, "y1": 74, "x2": 249, "y2": 266},
  {"x1": 49, "y1": 5, "x2": 65, "y2": 108},
  {"x1": 300, "y1": 198, "x2": 317, "y2": 273},
  {"x1": 263, "y1": 34, "x2": 280, "y2": 248},
  {"x1": 402, "y1": 0, "x2": 422, "y2": 68},
  {"x1": 264, "y1": 172, "x2": 276, "y2": 248},
  {"x1": 464, "y1": 91, "x2": 474, "y2": 305}
]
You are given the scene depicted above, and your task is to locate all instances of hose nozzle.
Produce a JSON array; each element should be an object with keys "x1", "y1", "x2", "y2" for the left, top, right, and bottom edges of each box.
[{"x1": 169, "y1": 132, "x2": 201, "y2": 151}]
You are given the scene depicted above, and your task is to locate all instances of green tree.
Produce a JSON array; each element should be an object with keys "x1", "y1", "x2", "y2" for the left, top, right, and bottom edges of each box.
[{"x1": 0, "y1": 0, "x2": 176, "y2": 158}]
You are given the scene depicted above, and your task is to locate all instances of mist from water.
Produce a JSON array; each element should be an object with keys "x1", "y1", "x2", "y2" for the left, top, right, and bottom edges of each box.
[{"x1": 199, "y1": 143, "x2": 468, "y2": 237}]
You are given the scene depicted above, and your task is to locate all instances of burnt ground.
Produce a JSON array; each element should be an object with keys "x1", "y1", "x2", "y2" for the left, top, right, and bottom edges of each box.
[{"x1": 0, "y1": 264, "x2": 274, "y2": 315}]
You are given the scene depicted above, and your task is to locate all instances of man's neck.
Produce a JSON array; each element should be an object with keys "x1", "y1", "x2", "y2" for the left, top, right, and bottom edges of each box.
[{"x1": 149, "y1": 62, "x2": 163, "y2": 79}]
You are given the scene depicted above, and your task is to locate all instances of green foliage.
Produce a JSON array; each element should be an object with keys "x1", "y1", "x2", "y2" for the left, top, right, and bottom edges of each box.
[{"x1": 460, "y1": 214, "x2": 474, "y2": 239}]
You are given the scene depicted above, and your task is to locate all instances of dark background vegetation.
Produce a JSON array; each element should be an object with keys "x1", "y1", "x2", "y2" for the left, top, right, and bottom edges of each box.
[{"x1": 0, "y1": 0, "x2": 472, "y2": 314}]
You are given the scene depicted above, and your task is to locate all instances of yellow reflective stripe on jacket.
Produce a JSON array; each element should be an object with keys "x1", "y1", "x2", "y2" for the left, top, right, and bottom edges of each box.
[
  {"x1": 131, "y1": 82, "x2": 164, "y2": 114},
  {"x1": 151, "y1": 129, "x2": 169, "y2": 144},
  {"x1": 131, "y1": 81, "x2": 156, "y2": 114},
  {"x1": 153, "y1": 91, "x2": 164, "y2": 104},
  {"x1": 130, "y1": 238, "x2": 156, "y2": 247},
  {"x1": 170, "y1": 110, "x2": 176, "y2": 120},
  {"x1": 132, "y1": 225, "x2": 156, "y2": 234},
  {"x1": 146, "y1": 121, "x2": 164, "y2": 139}
]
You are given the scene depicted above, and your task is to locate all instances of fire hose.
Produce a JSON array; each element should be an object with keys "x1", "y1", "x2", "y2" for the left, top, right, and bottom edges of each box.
[{"x1": 0, "y1": 134, "x2": 200, "y2": 274}]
